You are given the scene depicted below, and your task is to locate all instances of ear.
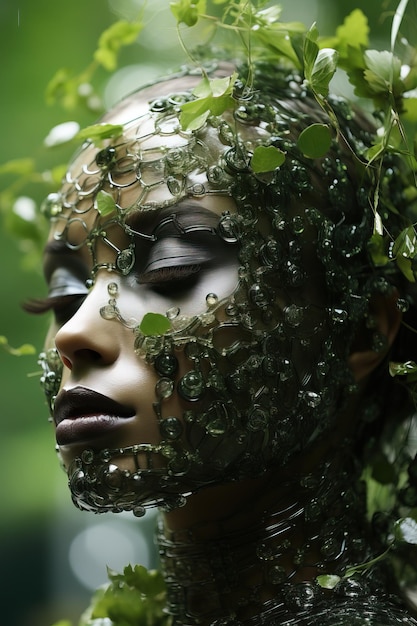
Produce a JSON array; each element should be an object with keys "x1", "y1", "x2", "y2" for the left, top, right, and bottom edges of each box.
[{"x1": 348, "y1": 292, "x2": 402, "y2": 383}]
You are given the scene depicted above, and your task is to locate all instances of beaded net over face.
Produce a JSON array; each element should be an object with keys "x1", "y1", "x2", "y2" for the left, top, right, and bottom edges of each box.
[{"x1": 39, "y1": 65, "x2": 410, "y2": 517}]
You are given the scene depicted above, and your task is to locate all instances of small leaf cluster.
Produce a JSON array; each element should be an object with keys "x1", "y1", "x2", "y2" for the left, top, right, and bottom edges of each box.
[{"x1": 52, "y1": 565, "x2": 172, "y2": 626}]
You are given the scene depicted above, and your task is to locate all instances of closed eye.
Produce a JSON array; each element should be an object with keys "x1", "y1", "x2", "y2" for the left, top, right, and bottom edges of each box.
[{"x1": 136, "y1": 265, "x2": 201, "y2": 294}]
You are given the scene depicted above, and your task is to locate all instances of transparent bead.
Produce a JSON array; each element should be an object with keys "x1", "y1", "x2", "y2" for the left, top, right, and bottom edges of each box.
[
  {"x1": 116, "y1": 248, "x2": 135, "y2": 274},
  {"x1": 396, "y1": 298, "x2": 409, "y2": 312},
  {"x1": 96, "y1": 147, "x2": 116, "y2": 168},
  {"x1": 178, "y1": 371, "x2": 205, "y2": 401},
  {"x1": 81, "y1": 449, "x2": 94, "y2": 464},
  {"x1": 218, "y1": 213, "x2": 239, "y2": 243},
  {"x1": 268, "y1": 565, "x2": 287, "y2": 584},
  {"x1": 107, "y1": 282, "x2": 118, "y2": 297},
  {"x1": 155, "y1": 377, "x2": 174, "y2": 399},
  {"x1": 160, "y1": 416, "x2": 183, "y2": 440},
  {"x1": 166, "y1": 306, "x2": 180, "y2": 320},
  {"x1": 292, "y1": 215, "x2": 305, "y2": 234},
  {"x1": 206, "y1": 293, "x2": 218, "y2": 308},
  {"x1": 248, "y1": 408, "x2": 268, "y2": 431},
  {"x1": 155, "y1": 353, "x2": 178, "y2": 378},
  {"x1": 41, "y1": 192, "x2": 62, "y2": 217},
  {"x1": 284, "y1": 304, "x2": 304, "y2": 327},
  {"x1": 100, "y1": 305, "x2": 117, "y2": 320}
]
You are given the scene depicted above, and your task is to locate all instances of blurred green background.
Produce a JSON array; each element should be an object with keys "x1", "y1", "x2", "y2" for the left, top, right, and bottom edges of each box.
[{"x1": 0, "y1": 1, "x2": 395, "y2": 624}]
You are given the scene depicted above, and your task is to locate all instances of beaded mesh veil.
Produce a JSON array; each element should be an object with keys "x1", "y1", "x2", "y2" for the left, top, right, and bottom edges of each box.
[{"x1": 37, "y1": 62, "x2": 416, "y2": 528}]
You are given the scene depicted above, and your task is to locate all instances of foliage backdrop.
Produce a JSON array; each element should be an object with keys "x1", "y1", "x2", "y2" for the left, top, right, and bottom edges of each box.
[{"x1": 0, "y1": 1, "x2": 393, "y2": 625}]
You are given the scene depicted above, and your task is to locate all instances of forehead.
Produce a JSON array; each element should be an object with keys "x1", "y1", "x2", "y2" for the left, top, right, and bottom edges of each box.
[{"x1": 46, "y1": 86, "x2": 241, "y2": 249}]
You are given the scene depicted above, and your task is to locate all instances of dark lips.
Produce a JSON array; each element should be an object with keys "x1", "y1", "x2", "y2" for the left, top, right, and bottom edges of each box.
[{"x1": 54, "y1": 386, "x2": 135, "y2": 446}]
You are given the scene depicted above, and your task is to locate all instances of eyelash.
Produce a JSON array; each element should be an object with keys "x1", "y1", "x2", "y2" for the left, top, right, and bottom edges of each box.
[
  {"x1": 25, "y1": 264, "x2": 201, "y2": 322},
  {"x1": 136, "y1": 264, "x2": 201, "y2": 293},
  {"x1": 24, "y1": 294, "x2": 87, "y2": 325}
]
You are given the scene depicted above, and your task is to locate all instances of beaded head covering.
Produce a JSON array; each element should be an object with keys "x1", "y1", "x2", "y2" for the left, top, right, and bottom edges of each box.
[{"x1": 38, "y1": 59, "x2": 415, "y2": 520}]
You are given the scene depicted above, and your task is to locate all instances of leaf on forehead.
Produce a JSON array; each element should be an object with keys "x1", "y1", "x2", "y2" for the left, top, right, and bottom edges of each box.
[
  {"x1": 139, "y1": 313, "x2": 171, "y2": 336},
  {"x1": 95, "y1": 190, "x2": 117, "y2": 217},
  {"x1": 297, "y1": 123, "x2": 332, "y2": 158},
  {"x1": 251, "y1": 145, "x2": 285, "y2": 173},
  {"x1": 76, "y1": 123, "x2": 124, "y2": 144}
]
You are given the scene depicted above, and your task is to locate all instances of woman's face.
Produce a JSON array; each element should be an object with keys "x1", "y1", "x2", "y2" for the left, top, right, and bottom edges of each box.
[{"x1": 40, "y1": 81, "x2": 342, "y2": 515}]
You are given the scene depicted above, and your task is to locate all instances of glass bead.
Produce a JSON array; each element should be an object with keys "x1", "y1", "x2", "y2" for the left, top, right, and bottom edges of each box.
[
  {"x1": 302, "y1": 391, "x2": 321, "y2": 408},
  {"x1": 100, "y1": 305, "x2": 117, "y2": 320},
  {"x1": 168, "y1": 453, "x2": 190, "y2": 474},
  {"x1": 257, "y1": 542, "x2": 275, "y2": 561},
  {"x1": 292, "y1": 215, "x2": 305, "y2": 234},
  {"x1": 155, "y1": 353, "x2": 179, "y2": 378},
  {"x1": 107, "y1": 282, "x2": 118, "y2": 297},
  {"x1": 133, "y1": 506, "x2": 146, "y2": 517},
  {"x1": 249, "y1": 283, "x2": 270, "y2": 308},
  {"x1": 268, "y1": 565, "x2": 287, "y2": 584},
  {"x1": 41, "y1": 192, "x2": 62, "y2": 217},
  {"x1": 116, "y1": 248, "x2": 135, "y2": 274},
  {"x1": 284, "y1": 304, "x2": 304, "y2": 327},
  {"x1": 81, "y1": 449, "x2": 94, "y2": 464},
  {"x1": 166, "y1": 306, "x2": 180, "y2": 320},
  {"x1": 206, "y1": 293, "x2": 218, "y2": 308},
  {"x1": 178, "y1": 371, "x2": 205, "y2": 401},
  {"x1": 160, "y1": 416, "x2": 183, "y2": 440},
  {"x1": 103, "y1": 464, "x2": 123, "y2": 490},
  {"x1": 166, "y1": 175, "x2": 183, "y2": 196},
  {"x1": 285, "y1": 583, "x2": 316, "y2": 612},
  {"x1": 248, "y1": 408, "x2": 268, "y2": 431},
  {"x1": 155, "y1": 377, "x2": 174, "y2": 399},
  {"x1": 218, "y1": 213, "x2": 239, "y2": 243},
  {"x1": 95, "y1": 147, "x2": 116, "y2": 168}
]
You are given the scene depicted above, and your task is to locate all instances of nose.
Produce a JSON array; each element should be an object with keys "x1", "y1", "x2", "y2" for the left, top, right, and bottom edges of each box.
[{"x1": 54, "y1": 279, "x2": 122, "y2": 372}]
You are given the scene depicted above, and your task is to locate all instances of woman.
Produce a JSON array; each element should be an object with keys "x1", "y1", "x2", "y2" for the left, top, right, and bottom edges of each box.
[{"x1": 31, "y1": 58, "x2": 417, "y2": 624}]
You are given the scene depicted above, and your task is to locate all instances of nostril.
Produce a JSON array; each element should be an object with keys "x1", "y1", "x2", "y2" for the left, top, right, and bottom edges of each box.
[{"x1": 60, "y1": 355, "x2": 72, "y2": 370}]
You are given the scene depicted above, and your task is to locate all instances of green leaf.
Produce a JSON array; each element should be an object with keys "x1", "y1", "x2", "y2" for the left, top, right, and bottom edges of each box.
[
  {"x1": 394, "y1": 517, "x2": 417, "y2": 544},
  {"x1": 308, "y1": 48, "x2": 339, "y2": 98},
  {"x1": 76, "y1": 123, "x2": 123, "y2": 143},
  {"x1": 251, "y1": 145, "x2": 285, "y2": 173},
  {"x1": 363, "y1": 50, "x2": 402, "y2": 95},
  {"x1": 0, "y1": 337, "x2": 36, "y2": 356},
  {"x1": 393, "y1": 225, "x2": 417, "y2": 259},
  {"x1": 0, "y1": 158, "x2": 35, "y2": 176},
  {"x1": 139, "y1": 313, "x2": 171, "y2": 336},
  {"x1": 94, "y1": 20, "x2": 143, "y2": 71},
  {"x1": 319, "y1": 9, "x2": 369, "y2": 56},
  {"x1": 50, "y1": 621, "x2": 73, "y2": 626},
  {"x1": 368, "y1": 233, "x2": 389, "y2": 267},
  {"x1": 391, "y1": 0, "x2": 410, "y2": 51},
  {"x1": 180, "y1": 74, "x2": 236, "y2": 130},
  {"x1": 95, "y1": 190, "x2": 116, "y2": 217},
  {"x1": 396, "y1": 254, "x2": 415, "y2": 282},
  {"x1": 170, "y1": 0, "x2": 206, "y2": 27},
  {"x1": 297, "y1": 124, "x2": 332, "y2": 158},
  {"x1": 316, "y1": 574, "x2": 341, "y2": 589},
  {"x1": 389, "y1": 360, "x2": 417, "y2": 377}
]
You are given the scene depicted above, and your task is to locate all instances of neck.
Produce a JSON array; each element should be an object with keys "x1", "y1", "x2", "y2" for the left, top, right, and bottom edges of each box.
[{"x1": 157, "y1": 442, "x2": 379, "y2": 625}]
